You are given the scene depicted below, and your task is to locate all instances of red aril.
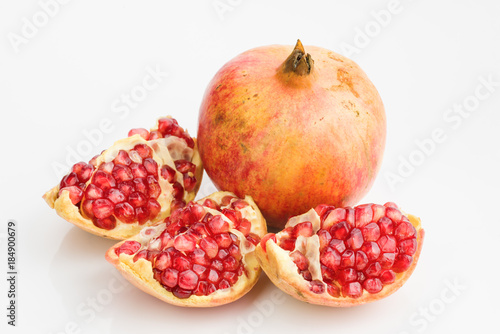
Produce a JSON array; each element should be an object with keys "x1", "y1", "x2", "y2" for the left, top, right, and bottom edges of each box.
[
  {"x1": 106, "y1": 192, "x2": 267, "y2": 307},
  {"x1": 256, "y1": 202, "x2": 424, "y2": 307},
  {"x1": 43, "y1": 116, "x2": 203, "y2": 240}
]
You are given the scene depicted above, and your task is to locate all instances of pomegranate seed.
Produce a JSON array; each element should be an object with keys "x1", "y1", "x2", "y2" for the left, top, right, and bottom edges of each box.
[
  {"x1": 71, "y1": 162, "x2": 94, "y2": 182},
  {"x1": 365, "y1": 262, "x2": 382, "y2": 277},
  {"x1": 371, "y1": 204, "x2": 386, "y2": 222},
  {"x1": 214, "y1": 233, "x2": 232, "y2": 248},
  {"x1": 128, "y1": 128, "x2": 150, "y2": 140},
  {"x1": 330, "y1": 221, "x2": 350, "y2": 239},
  {"x1": 361, "y1": 242, "x2": 381, "y2": 261},
  {"x1": 218, "y1": 279, "x2": 231, "y2": 290},
  {"x1": 322, "y1": 265, "x2": 336, "y2": 281},
  {"x1": 148, "y1": 130, "x2": 162, "y2": 140},
  {"x1": 222, "y1": 271, "x2": 239, "y2": 285},
  {"x1": 155, "y1": 252, "x2": 172, "y2": 270},
  {"x1": 301, "y1": 270, "x2": 313, "y2": 281},
  {"x1": 338, "y1": 268, "x2": 357, "y2": 285},
  {"x1": 134, "y1": 144, "x2": 153, "y2": 159},
  {"x1": 379, "y1": 252, "x2": 396, "y2": 268},
  {"x1": 292, "y1": 221, "x2": 313, "y2": 237},
  {"x1": 174, "y1": 234, "x2": 196, "y2": 252},
  {"x1": 221, "y1": 195, "x2": 235, "y2": 206},
  {"x1": 143, "y1": 158, "x2": 158, "y2": 176},
  {"x1": 178, "y1": 270, "x2": 198, "y2": 290},
  {"x1": 92, "y1": 170, "x2": 116, "y2": 191},
  {"x1": 207, "y1": 216, "x2": 230, "y2": 234},
  {"x1": 345, "y1": 228, "x2": 363, "y2": 250},
  {"x1": 93, "y1": 216, "x2": 116, "y2": 230},
  {"x1": 386, "y1": 206, "x2": 403, "y2": 223},
  {"x1": 133, "y1": 250, "x2": 148, "y2": 262},
  {"x1": 329, "y1": 239, "x2": 346, "y2": 254},
  {"x1": 236, "y1": 218, "x2": 251, "y2": 236},
  {"x1": 85, "y1": 184, "x2": 104, "y2": 199},
  {"x1": 59, "y1": 186, "x2": 83, "y2": 204},
  {"x1": 160, "y1": 165, "x2": 176, "y2": 183},
  {"x1": 128, "y1": 192, "x2": 147, "y2": 207},
  {"x1": 223, "y1": 256, "x2": 239, "y2": 272},
  {"x1": 246, "y1": 233, "x2": 260, "y2": 246},
  {"x1": 228, "y1": 244, "x2": 242, "y2": 261},
  {"x1": 158, "y1": 117, "x2": 178, "y2": 135},
  {"x1": 314, "y1": 204, "x2": 335, "y2": 220},
  {"x1": 260, "y1": 234, "x2": 276, "y2": 252},
  {"x1": 117, "y1": 181, "x2": 134, "y2": 197},
  {"x1": 92, "y1": 198, "x2": 114, "y2": 219},
  {"x1": 146, "y1": 175, "x2": 161, "y2": 199},
  {"x1": 327, "y1": 283, "x2": 341, "y2": 297},
  {"x1": 99, "y1": 161, "x2": 114, "y2": 173},
  {"x1": 342, "y1": 282, "x2": 363, "y2": 298},
  {"x1": 192, "y1": 264, "x2": 209, "y2": 280},
  {"x1": 362, "y1": 223, "x2": 380, "y2": 242},
  {"x1": 161, "y1": 268, "x2": 179, "y2": 288},
  {"x1": 279, "y1": 238, "x2": 296, "y2": 251},
  {"x1": 112, "y1": 165, "x2": 133, "y2": 182},
  {"x1": 378, "y1": 217, "x2": 394, "y2": 235},
  {"x1": 183, "y1": 175, "x2": 197, "y2": 192},
  {"x1": 172, "y1": 182, "x2": 184, "y2": 200},
  {"x1": 188, "y1": 203, "x2": 206, "y2": 222},
  {"x1": 320, "y1": 247, "x2": 341, "y2": 270},
  {"x1": 317, "y1": 229, "x2": 332, "y2": 252},
  {"x1": 377, "y1": 235, "x2": 397, "y2": 253},
  {"x1": 392, "y1": 254, "x2": 413, "y2": 273},
  {"x1": 114, "y1": 202, "x2": 135, "y2": 223},
  {"x1": 105, "y1": 188, "x2": 126, "y2": 204},
  {"x1": 399, "y1": 238, "x2": 417, "y2": 255},
  {"x1": 81, "y1": 199, "x2": 94, "y2": 218},
  {"x1": 60, "y1": 172, "x2": 79, "y2": 188},
  {"x1": 211, "y1": 259, "x2": 224, "y2": 272},
  {"x1": 395, "y1": 221, "x2": 417, "y2": 240},
  {"x1": 355, "y1": 204, "x2": 373, "y2": 228},
  {"x1": 130, "y1": 163, "x2": 148, "y2": 178},
  {"x1": 136, "y1": 206, "x2": 150, "y2": 225},
  {"x1": 231, "y1": 199, "x2": 249, "y2": 209},
  {"x1": 363, "y1": 278, "x2": 383, "y2": 294},
  {"x1": 174, "y1": 160, "x2": 196, "y2": 174},
  {"x1": 114, "y1": 150, "x2": 132, "y2": 166},
  {"x1": 201, "y1": 198, "x2": 219, "y2": 210},
  {"x1": 146, "y1": 199, "x2": 161, "y2": 220},
  {"x1": 380, "y1": 270, "x2": 396, "y2": 284},
  {"x1": 115, "y1": 241, "x2": 141, "y2": 256},
  {"x1": 191, "y1": 249, "x2": 210, "y2": 266},
  {"x1": 132, "y1": 178, "x2": 148, "y2": 195},
  {"x1": 200, "y1": 237, "x2": 219, "y2": 258},
  {"x1": 355, "y1": 251, "x2": 369, "y2": 271},
  {"x1": 173, "y1": 287, "x2": 192, "y2": 299},
  {"x1": 310, "y1": 280, "x2": 325, "y2": 294},
  {"x1": 340, "y1": 249, "x2": 355, "y2": 268},
  {"x1": 173, "y1": 254, "x2": 191, "y2": 271},
  {"x1": 217, "y1": 249, "x2": 229, "y2": 260},
  {"x1": 207, "y1": 269, "x2": 220, "y2": 284},
  {"x1": 290, "y1": 251, "x2": 309, "y2": 271},
  {"x1": 221, "y1": 208, "x2": 242, "y2": 225}
]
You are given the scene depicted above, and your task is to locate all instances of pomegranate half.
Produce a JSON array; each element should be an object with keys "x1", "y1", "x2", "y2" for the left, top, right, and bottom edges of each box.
[
  {"x1": 43, "y1": 116, "x2": 203, "y2": 240},
  {"x1": 106, "y1": 191, "x2": 267, "y2": 307},
  {"x1": 198, "y1": 40, "x2": 386, "y2": 228},
  {"x1": 256, "y1": 202, "x2": 424, "y2": 306}
]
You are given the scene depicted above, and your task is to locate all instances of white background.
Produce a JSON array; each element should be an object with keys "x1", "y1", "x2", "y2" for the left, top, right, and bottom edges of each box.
[{"x1": 1, "y1": 0, "x2": 500, "y2": 333}]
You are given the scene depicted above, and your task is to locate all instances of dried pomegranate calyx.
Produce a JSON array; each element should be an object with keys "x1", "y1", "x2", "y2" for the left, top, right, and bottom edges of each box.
[
  {"x1": 256, "y1": 203, "x2": 424, "y2": 307},
  {"x1": 106, "y1": 191, "x2": 267, "y2": 307},
  {"x1": 43, "y1": 116, "x2": 203, "y2": 240}
]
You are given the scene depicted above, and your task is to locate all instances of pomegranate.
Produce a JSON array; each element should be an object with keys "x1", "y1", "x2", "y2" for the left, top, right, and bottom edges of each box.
[
  {"x1": 43, "y1": 116, "x2": 203, "y2": 239},
  {"x1": 197, "y1": 40, "x2": 386, "y2": 228},
  {"x1": 256, "y1": 202, "x2": 424, "y2": 306},
  {"x1": 106, "y1": 191, "x2": 267, "y2": 307}
]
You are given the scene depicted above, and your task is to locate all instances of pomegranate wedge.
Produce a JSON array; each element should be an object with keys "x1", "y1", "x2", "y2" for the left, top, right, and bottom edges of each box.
[
  {"x1": 43, "y1": 116, "x2": 203, "y2": 240},
  {"x1": 256, "y1": 202, "x2": 424, "y2": 306},
  {"x1": 106, "y1": 192, "x2": 267, "y2": 307}
]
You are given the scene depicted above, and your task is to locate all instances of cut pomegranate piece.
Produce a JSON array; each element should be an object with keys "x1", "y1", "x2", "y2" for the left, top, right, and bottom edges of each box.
[
  {"x1": 43, "y1": 116, "x2": 203, "y2": 240},
  {"x1": 256, "y1": 202, "x2": 424, "y2": 307},
  {"x1": 106, "y1": 191, "x2": 267, "y2": 307}
]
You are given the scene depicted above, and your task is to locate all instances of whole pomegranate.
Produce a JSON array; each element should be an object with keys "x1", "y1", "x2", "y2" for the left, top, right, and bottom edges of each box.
[
  {"x1": 256, "y1": 202, "x2": 424, "y2": 306},
  {"x1": 197, "y1": 40, "x2": 386, "y2": 228}
]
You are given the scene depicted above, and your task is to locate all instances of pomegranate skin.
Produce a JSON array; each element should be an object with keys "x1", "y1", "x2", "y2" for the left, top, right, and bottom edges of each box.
[{"x1": 198, "y1": 41, "x2": 386, "y2": 228}]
